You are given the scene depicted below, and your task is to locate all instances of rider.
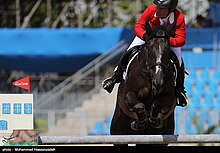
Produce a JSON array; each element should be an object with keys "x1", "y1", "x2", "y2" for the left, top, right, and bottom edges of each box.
[{"x1": 102, "y1": 0, "x2": 188, "y2": 107}]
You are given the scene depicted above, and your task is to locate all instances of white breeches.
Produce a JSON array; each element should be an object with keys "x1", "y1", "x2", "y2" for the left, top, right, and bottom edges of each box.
[{"x1": 127, "y1": 36, "x2": 182, "y2": 66}]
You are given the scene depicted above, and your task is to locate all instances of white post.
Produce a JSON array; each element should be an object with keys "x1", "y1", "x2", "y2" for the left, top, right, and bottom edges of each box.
[{"x1": 47, "y1": 111, "x2": 56, "y2": 135}]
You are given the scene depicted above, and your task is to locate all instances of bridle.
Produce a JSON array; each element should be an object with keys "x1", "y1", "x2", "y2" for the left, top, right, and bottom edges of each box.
[{"x1": 137, "y1": 38, "x2": 171, "y2": 80}]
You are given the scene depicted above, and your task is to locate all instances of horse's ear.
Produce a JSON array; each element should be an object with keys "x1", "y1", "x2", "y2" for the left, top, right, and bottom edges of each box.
[
  {"x1": 145, "y1": 20, "x2": 152, "y2": 36},
  {"x1": 166, "y1": 21, "x2": 176, "y2": 37}
]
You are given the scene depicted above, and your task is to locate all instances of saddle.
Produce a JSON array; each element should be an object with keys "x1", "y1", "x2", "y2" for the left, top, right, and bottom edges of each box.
[{"x1": 123, "y1": 52, "x2": 138, "y2": 80}]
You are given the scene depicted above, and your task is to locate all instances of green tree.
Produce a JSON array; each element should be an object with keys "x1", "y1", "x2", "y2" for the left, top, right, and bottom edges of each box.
[{"x1": 0, "y1": 0, "x2": 154, "y2": 28}]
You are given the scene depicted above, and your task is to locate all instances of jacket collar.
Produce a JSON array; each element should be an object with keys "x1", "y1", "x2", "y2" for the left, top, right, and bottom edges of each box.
[{"x1": 154, "y1": 12, "x2": 175, "y2": 25}]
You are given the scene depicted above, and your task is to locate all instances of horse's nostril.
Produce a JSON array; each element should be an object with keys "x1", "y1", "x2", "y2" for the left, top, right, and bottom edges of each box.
[{"x1": 149, "y1": 117, "x2": 163, "y2": 129}]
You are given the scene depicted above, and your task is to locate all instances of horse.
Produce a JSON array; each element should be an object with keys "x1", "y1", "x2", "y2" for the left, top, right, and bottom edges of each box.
[{"x1": 110, "y1": 21, "x2": 178, "y2": 146}]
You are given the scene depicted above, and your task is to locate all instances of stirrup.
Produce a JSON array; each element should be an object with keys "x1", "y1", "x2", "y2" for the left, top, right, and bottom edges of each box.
[{"x1": 177, "y1": 92, "x2": 188, "y2": 107}]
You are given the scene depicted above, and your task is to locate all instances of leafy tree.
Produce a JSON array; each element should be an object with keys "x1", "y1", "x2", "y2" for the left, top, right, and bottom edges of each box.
[{"x1": 0, "y1": 0, "x2": 153, "y2": 28}]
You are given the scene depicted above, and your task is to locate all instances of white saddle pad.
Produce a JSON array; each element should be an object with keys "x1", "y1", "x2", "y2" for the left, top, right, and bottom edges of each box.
[{"x1": 123, "y1": 52, "x2": 139, "y2": 81}]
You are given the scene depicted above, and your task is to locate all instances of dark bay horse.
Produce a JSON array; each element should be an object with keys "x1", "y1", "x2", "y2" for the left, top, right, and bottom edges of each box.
[{"x1": 110, "y1": 21, "x2": 178, "y2": 146}]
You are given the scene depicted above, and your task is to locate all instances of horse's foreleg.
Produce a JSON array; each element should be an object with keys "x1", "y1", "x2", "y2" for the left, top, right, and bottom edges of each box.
[
  {"x1": 125, "y1": 92, "x2": 138, "y2": 111},
  {"x1": 125, "y1": 92, "x2": 147, "y2": 130},
  {"x1": 130, "y1": 103, "x2": 147, "y2": 130},
  {"x1": 148, "y1": 101, "x2": 164, "y2": 128},
  {"x1": 132, "y1": 103, "x2": 146, "y2": 122}
]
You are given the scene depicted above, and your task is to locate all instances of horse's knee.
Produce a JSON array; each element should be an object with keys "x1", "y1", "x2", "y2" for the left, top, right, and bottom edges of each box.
[
  {"x1": 133, "y1": 103, "x2": 147, "y2": 124},
  {"x1": 138, "y1": 87, "x2": 150, "y2": 99},
  {"x1": 125, "y1": 92, "x2": 139, "y2": 110},
  {"x1": 133, "y1": 103, "x2": 145, "y2": 114}
]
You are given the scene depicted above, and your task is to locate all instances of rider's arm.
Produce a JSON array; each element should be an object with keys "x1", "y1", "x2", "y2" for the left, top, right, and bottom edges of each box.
[
  {"x1": 134, "y1": 5, "x2": 156, "y2": 40},
  {"x1": 169, "y1": 11, "x2": 186, "y2": 47}
]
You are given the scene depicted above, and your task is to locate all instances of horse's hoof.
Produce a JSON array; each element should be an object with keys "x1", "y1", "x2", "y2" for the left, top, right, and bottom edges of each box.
[
  {"x1": 131, "y1": 121, "x2": 139, "y2": 131},
  {"x1": 131, "y1": 120, "x2": 147, "y2": 131},
  {"x1": 149, "y1": 117, "x2": 163, "y2": 129}
]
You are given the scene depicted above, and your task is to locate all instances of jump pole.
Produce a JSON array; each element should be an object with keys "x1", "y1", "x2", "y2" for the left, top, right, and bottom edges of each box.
[{"x1": 38, "y1": 134, "x2": 220, "y2": 145}]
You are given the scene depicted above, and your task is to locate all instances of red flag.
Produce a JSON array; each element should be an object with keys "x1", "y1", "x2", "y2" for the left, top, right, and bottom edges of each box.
[{"x1": 12, "y1": 76, "x2": 30, "y2": 93}]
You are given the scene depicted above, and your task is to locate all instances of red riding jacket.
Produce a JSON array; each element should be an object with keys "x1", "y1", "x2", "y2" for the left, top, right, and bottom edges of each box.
[{"x1": 134, "y1": 4, "x2": 186, "y2": 47}]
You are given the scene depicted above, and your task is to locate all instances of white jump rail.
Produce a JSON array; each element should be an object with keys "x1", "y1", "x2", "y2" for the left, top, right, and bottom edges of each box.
[{"x1": 38, "y1": 134, "x2": 220, "y2": 145}]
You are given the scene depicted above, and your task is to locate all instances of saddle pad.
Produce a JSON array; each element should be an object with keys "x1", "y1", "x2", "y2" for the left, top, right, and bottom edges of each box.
[
  {"x1": 123, "y1": 52, "x2": 139, "y2": 81},
  {"x1": 170, "y1": 59, "x2": 178, "y2": 87}
]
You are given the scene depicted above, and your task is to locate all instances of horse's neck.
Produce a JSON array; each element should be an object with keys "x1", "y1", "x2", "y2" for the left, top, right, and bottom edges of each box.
[{"x1": 138, "y1": 47, "x2": 147, "y2": 67}]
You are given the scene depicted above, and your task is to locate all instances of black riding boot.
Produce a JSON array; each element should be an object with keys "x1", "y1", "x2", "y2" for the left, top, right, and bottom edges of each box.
[
  {"x1": 176, "y1": 59, "x2": 188, "y2": 107},
  {"x1": 102, "y1": 46, "x2": 139, "y2": 93}
]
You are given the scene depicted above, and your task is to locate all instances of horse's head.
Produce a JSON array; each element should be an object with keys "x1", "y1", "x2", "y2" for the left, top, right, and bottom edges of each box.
[{"x1": 144, "y1": 21, "x2": 175, "y2": 94}]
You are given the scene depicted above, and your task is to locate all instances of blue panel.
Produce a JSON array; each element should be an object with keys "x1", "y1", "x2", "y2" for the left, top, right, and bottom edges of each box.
[
  {"x1": 188, "y1": 93, "x2": 201, "y2": 109},
  {"x1": 0, "y1": 28, "x2": 129, "y2": 56},
  {"x1": 0, "y1": 120, "x2": 7, "y2": 130},
  {"x1": 203, "y1": 93, "x2": 214, "y2": 109},
  {"x1": 183, "y1": 28, "x2": 215, "y2": 50},
  {"x1": 194, "y1": 80, "x2": 206, "y2": 96},
  {"x1": 182, "y1": 52, "x2": 216, "y2": 69},
  {"x1": 13, "y1": 103, "x2": 22, "y2": 114},
  {"x1": 1, "y1": 27, "x2": 220, "y2": 72},
  {"x1": 0, "y1": 54, "x2": 100, "y2": 73},
  {"x1": 216, "y1": 93, "x2": 220, "y2": 107},
  {"x1": 212, "y1": 70, "x2": 220, "y2": 82},
  {"x1": 208, "y1": 80, "x2": 219, "y2": 95},
  {"x1": 0, "y1": 28, "x2": 134, "y2": 73},
  {"x1": 87, "y1": 121, "x2": 108, "y2": 135},
  {"x1": 185, "y1": 69, "x2": 197, "y2": 85},
  {"x1": 198, "y1": 69, "x2": 210, "y2": 83},
  {"x1": 185, "y1": 81, "x2": 193, "y2": 97},
  {"x1": 2, "y1": 103, "x2": 10, "y2": 114},
  {"x1": 24, "y1": 103, "x2": 32, "y2": 114}
]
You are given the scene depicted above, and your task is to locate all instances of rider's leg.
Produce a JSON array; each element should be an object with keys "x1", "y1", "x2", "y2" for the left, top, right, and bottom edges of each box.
[
  {"x1": 102, "y1": 46, "x2": 139, "y2": 93},
  {"x1": 177, "y1": 58, "x2": 188, "y2": 106},
  {"x1": 102, "y1": 36, "x2": 145, "y2": 93},
  {"x1": 171, "y1": 47, "x2": 188, "y2": 107}
]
